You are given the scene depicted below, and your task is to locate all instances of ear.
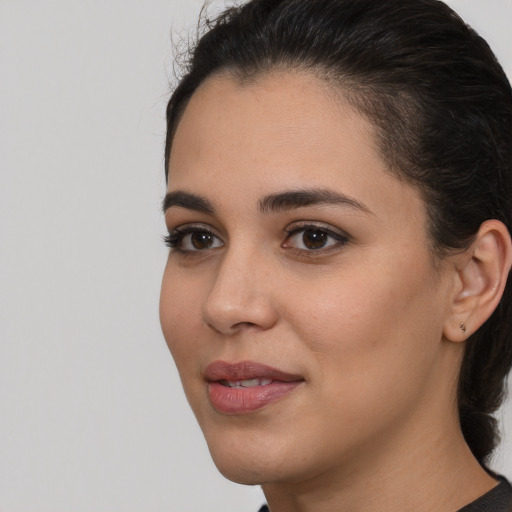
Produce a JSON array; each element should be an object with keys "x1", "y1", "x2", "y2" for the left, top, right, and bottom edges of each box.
[{"x1": 443, "y1": 220, "x2": 512, "y2": 342}]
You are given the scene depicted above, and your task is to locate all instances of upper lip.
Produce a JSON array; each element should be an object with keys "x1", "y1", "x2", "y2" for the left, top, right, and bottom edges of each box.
[{"x1": 204, "y1": 360, "x2": 304, "y2": 382}]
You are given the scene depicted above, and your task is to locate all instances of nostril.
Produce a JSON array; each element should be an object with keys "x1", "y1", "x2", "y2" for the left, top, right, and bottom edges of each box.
[
  {"x1": 232, "y1": 321, "x2": 259, "y2": 330},
  {"x1": 205, "y1": 320, "x2": 259, "y2": 335},
  {"x1": 205, "y1": 321, "x2": 223, "y2": 335}
]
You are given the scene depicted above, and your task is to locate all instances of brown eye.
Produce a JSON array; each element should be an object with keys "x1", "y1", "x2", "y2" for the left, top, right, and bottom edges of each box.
[
  {"x1": 302, "y1": 229, "x2": 328, "y2": 249},
  {"x1": 191, "y1": 232, "x2": 215, "y2": 250}
]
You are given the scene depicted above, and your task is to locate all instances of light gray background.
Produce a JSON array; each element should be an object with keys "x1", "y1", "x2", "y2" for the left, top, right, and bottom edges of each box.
[{"x1": 1, "y1": 1, "x2": 511, "y2": 511}]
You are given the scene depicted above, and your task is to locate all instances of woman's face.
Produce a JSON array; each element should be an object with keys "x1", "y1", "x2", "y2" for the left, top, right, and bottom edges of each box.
[{"x1": 160, "y1": 72, "x2": 459, "y2": 486}]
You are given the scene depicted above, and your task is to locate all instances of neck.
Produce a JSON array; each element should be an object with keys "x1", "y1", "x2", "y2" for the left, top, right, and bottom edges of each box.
[{"x1": 262, "y1": 406, "x2": 496, "y2": 512}]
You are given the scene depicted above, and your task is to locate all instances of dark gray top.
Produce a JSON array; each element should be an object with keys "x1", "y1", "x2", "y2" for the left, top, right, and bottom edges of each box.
[
  {"x1": 257, "y1": 478, "x2": 512, "y2": 512},
  {"x1": 458, "y1": 478, "x2": 512, "y2": 512}
]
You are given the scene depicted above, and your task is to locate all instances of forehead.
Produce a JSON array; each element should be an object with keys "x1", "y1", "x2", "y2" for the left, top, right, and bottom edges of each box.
[
  {"x1": 167, "y1": 71, "x2": 426, "y2": 232},
  {"x1": 170, "y1": 71, "x2": 379, "y2": 183}
]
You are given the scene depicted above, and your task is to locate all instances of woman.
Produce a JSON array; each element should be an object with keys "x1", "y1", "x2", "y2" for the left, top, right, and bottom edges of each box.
[{"x1": 159, "y1": 1, "x2": 512, "y2": 510}]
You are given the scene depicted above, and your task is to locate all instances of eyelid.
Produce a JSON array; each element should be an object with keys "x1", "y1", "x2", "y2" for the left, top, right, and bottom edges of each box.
[
  {"x1": 284, "y1": 220, "x2": 350, "y2": 239},
  {"x1": 166, "y1": 221, "x2": 220, "y2": 234}
]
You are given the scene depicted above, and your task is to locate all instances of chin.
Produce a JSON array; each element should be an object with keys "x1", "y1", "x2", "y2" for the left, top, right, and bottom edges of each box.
[
  {"x1": 212, "y1": 456, "x2": 302, "y2": 487},
  {"x1": 214, "y1": 461, "x2": 269, "y2": 486},
  {"x1": 202, "y1": 425, "x2": 295, "y2": 486},
  {"x1": 206, "y1": 442, "x2": 273, "y2": 485}
]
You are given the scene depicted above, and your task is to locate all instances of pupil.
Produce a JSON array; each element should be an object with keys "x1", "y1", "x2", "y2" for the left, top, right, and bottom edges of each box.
[
  {"x1": 191, "y1": 232, "x2": 213, "y2": 249},
  {"x1": 303, "y1": 229, "x2": 327, "y2": 249}
]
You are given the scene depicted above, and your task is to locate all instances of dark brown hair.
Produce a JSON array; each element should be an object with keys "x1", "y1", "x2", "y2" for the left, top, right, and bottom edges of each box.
[{"x1": 165, "y1": 0, "x2": 512, "y2": 464}]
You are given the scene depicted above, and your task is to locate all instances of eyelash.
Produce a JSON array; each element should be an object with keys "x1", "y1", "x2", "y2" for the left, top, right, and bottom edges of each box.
[{"x1": 164, "y1": 222, "x2": 349, "y2": 255}]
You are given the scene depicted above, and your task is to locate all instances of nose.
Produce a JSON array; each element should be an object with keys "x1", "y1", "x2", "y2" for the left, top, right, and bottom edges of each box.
[{"x1": 202, "y1": 247, "x2": 279, "y2": 336}]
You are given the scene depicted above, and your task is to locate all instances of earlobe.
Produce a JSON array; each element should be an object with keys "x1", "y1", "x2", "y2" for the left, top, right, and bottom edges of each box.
[{"x1": 443, "y1": 220, "x2": 512, "y2": 343}]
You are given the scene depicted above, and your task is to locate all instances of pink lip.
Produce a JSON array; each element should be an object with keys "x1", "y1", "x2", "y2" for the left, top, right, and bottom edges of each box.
[{"x1": 204, "y1": 361, "x2": 304, "y2": 415}]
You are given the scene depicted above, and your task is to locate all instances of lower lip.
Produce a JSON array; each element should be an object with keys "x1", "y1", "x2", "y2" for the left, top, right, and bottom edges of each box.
[{"x1": 208, "y1": 381, "x2": 302, "y2": 414}]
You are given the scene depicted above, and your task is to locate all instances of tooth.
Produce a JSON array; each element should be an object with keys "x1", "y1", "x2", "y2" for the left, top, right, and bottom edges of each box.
[
  {"x1": 222, "y1": 378, "x2": 274, "y2": 388},
  {"x1": 240, "y1": 379, "x2": 260, "y2": 387}
]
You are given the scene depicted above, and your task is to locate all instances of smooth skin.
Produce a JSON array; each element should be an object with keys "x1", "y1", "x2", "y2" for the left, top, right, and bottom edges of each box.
[{"x1": 160, "y1": 71, "x2": 512, "y2": 512}]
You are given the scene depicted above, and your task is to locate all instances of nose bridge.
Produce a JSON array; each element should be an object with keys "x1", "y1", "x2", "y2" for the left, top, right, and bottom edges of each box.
[{"x1": 202, "y1": 240, "x2": 277, "y2": 334}]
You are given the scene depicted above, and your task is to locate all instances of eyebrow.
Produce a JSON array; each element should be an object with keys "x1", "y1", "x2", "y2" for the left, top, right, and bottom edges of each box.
[
  {"x1": 162, "y1": 191, "x2": 215, "y2": 214},
  {"x1": 258, "y1": 188, "x2": 371, "y2": 215},
  {"x1": 162, "y1": 187, "x2": 371, "y2": 216}
]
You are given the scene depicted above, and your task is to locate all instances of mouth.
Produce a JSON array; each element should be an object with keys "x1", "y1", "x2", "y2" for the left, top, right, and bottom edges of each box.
[
  {"x1": 218, "y1": 378, "x2": 273, "y2": 388},
  {"x1": 204, "y1": 361, "x2": 305, "y2": 415}
]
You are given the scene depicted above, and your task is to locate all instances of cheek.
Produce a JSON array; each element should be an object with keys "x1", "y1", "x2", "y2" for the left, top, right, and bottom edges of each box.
[
  {"x1": 159, "y1": 268, "x2": 203, "y2": 370},
  {"x1": 284, "y1": 254, "x2": 443, "y2": 393},
  {"x1": 160, "y1": 268, "x2": 212, "y2": 421},
  {"x1": 283, "y1": 268, "x2": 393, "y2": 353},
  {"x1": 276, "y1": 270, "x2": 443, "y2": 460}
]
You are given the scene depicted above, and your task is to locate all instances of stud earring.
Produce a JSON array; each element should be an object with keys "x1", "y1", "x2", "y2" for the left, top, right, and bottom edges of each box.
[{"x1": 459, "y1": 322, "x2": 466, "y2": 332}]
